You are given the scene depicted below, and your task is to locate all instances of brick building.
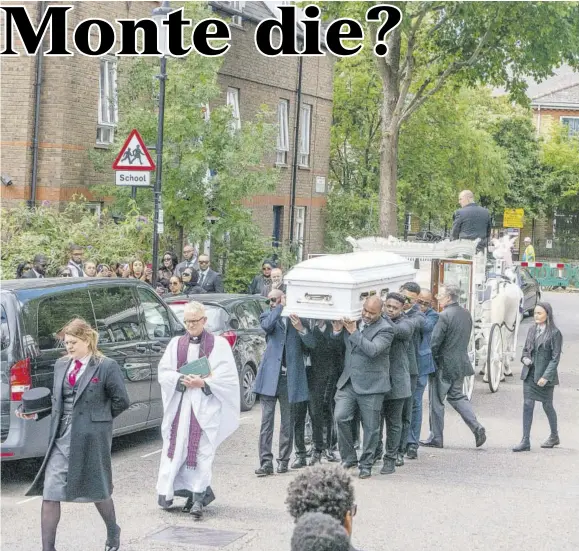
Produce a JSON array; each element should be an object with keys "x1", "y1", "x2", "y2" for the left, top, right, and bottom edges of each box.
[{"x1": 0, "y1": 1, "x2": 334, "y2": 259}]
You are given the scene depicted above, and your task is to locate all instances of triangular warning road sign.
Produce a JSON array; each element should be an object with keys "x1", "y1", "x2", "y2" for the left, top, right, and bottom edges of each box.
[{"x1": 112, "y1": 129, "x2": 156, "y2": 171}]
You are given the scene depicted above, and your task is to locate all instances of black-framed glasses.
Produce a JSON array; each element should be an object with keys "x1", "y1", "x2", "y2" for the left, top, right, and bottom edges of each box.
[
  {"x1": 182, "y1": 272, "x2": 192, "y2": 278},
  {"x1": 199, "y1": 261, "x2": 209, "y2": 265},
  {"x1": 417, "y1": 300, "x2": 430, "y2": 307},
  {"x1": 184, "y1": 317, "x2": 205, "y2": 325},
  {"x1": 163, "y1": 257, "x2": 172, "y2": 261}
]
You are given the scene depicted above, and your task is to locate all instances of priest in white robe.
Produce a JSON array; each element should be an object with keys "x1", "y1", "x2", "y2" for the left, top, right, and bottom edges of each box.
[{"x1": 156, "y1": 301, "x2": 240, "y2": 519}]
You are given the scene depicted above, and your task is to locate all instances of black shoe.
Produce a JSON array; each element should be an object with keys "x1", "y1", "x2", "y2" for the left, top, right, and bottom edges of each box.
[
  {"x1": 341, "y1": 461, "x2": 358, "y2": 469},
  {"x1": 541, "y1": 434, "x2": 560, "y2": 448},
  {"x1": 475, "y1": 427, "x2": 487, "y2": 448},
  {"x1": 182, "y1": 497, "x2": 193, "y2": 513},
  {"x1": 380, "y1": 458, "x2": 395, "y2": 475},
  {"x1": 395, "y1": 453, "x2": 405, "y2": 467},
  {"x1": 255, "y1": 464, "x2": 274, "y2": 477},
  {"x1": 277, "y1": 461, "x2": 289, "y2": 474},
  {"x1": 105, "y1": 525, "x2": 121, "y2": 551},
  {"x1": 189, "y1": 501, "x2": 203, "y2": 519},
  {"x1": 309, "y1": 451, "x2": 322, "y2": 466},
  {"x1": 358, "y1": 468, "x2": 371, "y2": 479},
  {"x1": 324, "y1": 449, "x2": 338, "y2": 462},
  {"x1": 419, "y1": 439, "x2": 443, "y2": 448},
  {"x1": 512, "y1": 439, "x2": 531, "y2": 452},
  {"x1": 406, "y1": 446, "x2": 418, "y2": 460},
  {"x1": 291, "y1": 457, "x2": 307, "y2": 469}
]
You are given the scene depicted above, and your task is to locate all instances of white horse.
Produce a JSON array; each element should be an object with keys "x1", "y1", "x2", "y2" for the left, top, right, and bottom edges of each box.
[{"x1": 479, "y1": 235, "x2": 524, "y2": 384}]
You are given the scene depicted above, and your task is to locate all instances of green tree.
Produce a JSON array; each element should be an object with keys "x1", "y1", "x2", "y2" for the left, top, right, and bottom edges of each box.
[
  {"x1": 0, "y1": 200, "x2": 152, "y2": 278},
  {"x1": 90, "y1": 2, "x2": 279, "y2": 257},
  {"x1": 321, "y1": 1, "x2": 579, "y2": 236}
]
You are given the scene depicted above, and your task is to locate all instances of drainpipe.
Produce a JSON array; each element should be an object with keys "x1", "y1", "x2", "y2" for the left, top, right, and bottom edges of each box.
[
  {"x1": 289, "y1": 56, "x2": 304, "y2": 247},
  {"x1": 536, "y1": 104, "x2": 541, "y2": 137},
  {"x1": 29, "y1": 1, "x2": 45, "y2": 208}
]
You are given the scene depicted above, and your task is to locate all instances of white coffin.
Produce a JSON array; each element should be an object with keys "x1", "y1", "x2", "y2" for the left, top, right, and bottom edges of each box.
[{"x1": 282, "y1": 251, "x2": 416, "y2": 320}]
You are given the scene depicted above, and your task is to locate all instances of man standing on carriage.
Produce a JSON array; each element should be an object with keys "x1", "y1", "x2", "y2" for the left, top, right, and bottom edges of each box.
[{"x1": 451, "y1": 190, "x2": 491, "y2": 252}]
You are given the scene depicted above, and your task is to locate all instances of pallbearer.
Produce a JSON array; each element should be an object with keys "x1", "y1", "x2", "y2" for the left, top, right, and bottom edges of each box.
[{"x1": 157, "y1": 302, "x2": 240, "y2": 519}]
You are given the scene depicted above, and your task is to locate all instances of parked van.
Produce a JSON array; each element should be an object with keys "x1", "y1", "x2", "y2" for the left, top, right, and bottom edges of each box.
[{"x1": 0, "y1": 278, "x2": 185, "y2": 461}]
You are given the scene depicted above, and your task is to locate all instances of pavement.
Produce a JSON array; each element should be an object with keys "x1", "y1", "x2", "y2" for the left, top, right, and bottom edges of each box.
[{"x1": 2, "y1": 291, "x2": 579, "y2": 551}]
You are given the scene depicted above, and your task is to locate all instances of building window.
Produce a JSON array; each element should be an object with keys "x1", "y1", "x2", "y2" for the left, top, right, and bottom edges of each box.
[
  {"x1": 294, "y1": 206, "x2": 306, "y2": 260},
  {"x1": 298, "y1": 104, "x2": 312, "y2": 167},
  {"x1": 97, "y1": 58, "x2": 118, "y2": 145},
  {"x1": 276, "y1": 100, "x2": 289, "y2": 165},
  {"x1": 227, "y1": 87, "x2": 241, "y2": 131},
  {"x1": 229, "y1": 1, "x2": 244, "y2": 27},
  {"x1": 273, "y1": 206, "x2": 283, "y2": 247},
  {"x1": 561, "y1": 116, "x2": 579, "y2": 136}
]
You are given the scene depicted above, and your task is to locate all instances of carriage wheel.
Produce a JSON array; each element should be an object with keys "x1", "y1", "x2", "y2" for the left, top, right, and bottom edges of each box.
[
  {"x1": 486, "y1": 323, "x2": 504, "y2": 393},
  {"x1": 463, "y1": 332, "x2": 476, "y2": 400}
]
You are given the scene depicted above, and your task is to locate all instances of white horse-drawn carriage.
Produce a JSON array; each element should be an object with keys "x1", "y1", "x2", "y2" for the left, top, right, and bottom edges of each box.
[{"x1": 347, "y1": 235, "x2": 524, "y2": 399}]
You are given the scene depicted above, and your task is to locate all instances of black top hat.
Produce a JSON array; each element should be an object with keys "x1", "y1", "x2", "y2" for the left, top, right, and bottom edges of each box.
[{"x1": 18, "y1": 387, "x2": 52, "y2": 415}]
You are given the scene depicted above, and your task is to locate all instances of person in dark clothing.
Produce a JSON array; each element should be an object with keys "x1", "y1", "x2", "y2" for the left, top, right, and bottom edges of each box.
[
  {"x1": 23, "y1": 254, "x2": 48, "y2": 278},
  {"x1": 378, "y1": 293, "x2": 412, "y2": 475},
  {"x1": 253, "y1": 290, "x2": 315, "y2": 476},
  {"x1": 291, "y1": 512, "x2": 350, "y2": 551},
  {"x1": 451, "y1": 190, "x2": 491, "y2": 251},
  {"x1": 286, "y1": 465, "x2": 359, "y2": 550},
  {"x1": 513, "y1": 302, "x2": 563, "y2": 452},
  {"x1": 293, "y1": 320, "x2": 340, "y2": 467},
  {"x1": 16, "y1": 261, "x2": 32, "y2": 279},
  {"x1": 158, "y1": 251, "x2": 178, "y2": 285},
  {"x1": 421, "y1": 284, "x2": 486, "y2": 449},
  {"x1": 248, "y1": 261, "x2": 274, "y2": 296},
  {"x1": 182, "y1": 269, "x2": 206, "y2": 295},
  {"x1": 398, "y1": 282, "x2": 425, "y2": 463}
]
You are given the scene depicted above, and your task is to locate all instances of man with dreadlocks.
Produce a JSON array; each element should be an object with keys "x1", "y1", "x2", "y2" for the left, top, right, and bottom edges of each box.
[{"x1": 156, "y1": 301, "x2": 239, "y2": 519}]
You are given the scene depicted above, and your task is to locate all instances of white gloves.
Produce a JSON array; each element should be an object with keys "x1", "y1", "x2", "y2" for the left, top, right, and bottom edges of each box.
[{"x1": 522, "y1": 357, "x2": 532, "y2": 366}]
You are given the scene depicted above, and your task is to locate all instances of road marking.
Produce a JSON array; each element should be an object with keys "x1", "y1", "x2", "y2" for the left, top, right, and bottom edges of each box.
[
  {"x1": 141, "y1": 448, "x2": 162, "y2": 458},
  {"x1": 17, "y1": 496, "x2": 39, "y2": 505}
]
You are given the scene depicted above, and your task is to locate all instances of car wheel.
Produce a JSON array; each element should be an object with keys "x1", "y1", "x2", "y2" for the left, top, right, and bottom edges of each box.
[{"x1": 240, "y1": 364, "x2": 256, "y2": 412}]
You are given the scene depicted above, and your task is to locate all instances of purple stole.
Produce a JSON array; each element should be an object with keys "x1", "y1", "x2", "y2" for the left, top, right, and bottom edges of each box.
[{"x1": 167, "y1": 331, "x2": 215, "y2": 469}]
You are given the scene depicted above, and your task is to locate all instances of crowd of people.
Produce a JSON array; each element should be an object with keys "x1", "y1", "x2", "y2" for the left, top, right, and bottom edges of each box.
[
  {"x1": 253, "y1": 281, "x2": 489, "y2": 482},
  {"x1": 14, "y1": 243, "x2": 229, "y2": 296}
]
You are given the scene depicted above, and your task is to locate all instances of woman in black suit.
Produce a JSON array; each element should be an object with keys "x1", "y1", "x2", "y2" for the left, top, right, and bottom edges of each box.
[
  {"x1": 17, "y1": 318, "x2": 130, "y2": 551},
  {"x1": 513, "y1": 302, "x2": 563, "y2": 452}
]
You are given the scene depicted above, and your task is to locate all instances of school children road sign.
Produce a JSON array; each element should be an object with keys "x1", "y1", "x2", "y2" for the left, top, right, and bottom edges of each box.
[{"x1": 112, "y1": 129, "x2": 155, "y2": 186}]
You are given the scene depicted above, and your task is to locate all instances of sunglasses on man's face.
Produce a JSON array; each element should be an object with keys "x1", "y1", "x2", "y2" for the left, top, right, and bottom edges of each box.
[{"x1": 199, "y1": 261, "x2": 209, "y2": 265}]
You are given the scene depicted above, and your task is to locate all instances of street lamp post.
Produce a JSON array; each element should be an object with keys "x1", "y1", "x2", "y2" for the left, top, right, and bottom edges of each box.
[{"x1": 151, "y1": 1, "x2": 172, "y2": 285}]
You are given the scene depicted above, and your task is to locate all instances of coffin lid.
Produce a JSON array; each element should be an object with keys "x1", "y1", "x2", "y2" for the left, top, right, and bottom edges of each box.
[{"x1": 285, "y1": 251, "x2": 414, "y2": 285}]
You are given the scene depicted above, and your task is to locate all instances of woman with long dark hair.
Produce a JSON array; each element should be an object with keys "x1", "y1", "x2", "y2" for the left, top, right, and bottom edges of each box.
[
  {"x1": 158, "y1": 251, "x2": 178, "y2": 286},
  {"x1": 513, "y1": 302, "x2": 563, "y2": 452},
  {"x1": 17, "y1": 318, "x2": 129, "y2": 551}
]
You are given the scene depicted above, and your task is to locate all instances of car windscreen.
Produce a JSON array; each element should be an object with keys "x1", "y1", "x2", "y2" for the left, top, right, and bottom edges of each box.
[{"x1": 168, "y1": 303, "x2": 228, "y2": 333}]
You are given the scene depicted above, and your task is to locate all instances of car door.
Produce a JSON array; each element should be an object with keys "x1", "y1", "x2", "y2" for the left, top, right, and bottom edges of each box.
[
  {"x1": 134, "y1": 285, "x2": 177, "y2": 424},
  {"x1": 90, "y1": 284, "x2": 151, "y2": 432}
]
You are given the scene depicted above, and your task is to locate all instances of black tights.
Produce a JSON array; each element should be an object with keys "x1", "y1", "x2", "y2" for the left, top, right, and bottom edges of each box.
[
  {"x1": 522, "y1": 398, "x2": 558, "y2": 440},
  {"x1": 41, "y1": 497, "x2": 118, "y2": 551}
]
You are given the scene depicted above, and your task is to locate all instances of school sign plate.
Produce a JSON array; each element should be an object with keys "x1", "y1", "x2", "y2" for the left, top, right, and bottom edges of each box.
[{"x1": 113, "y1": 129, "x2": 155, "y2": 187}]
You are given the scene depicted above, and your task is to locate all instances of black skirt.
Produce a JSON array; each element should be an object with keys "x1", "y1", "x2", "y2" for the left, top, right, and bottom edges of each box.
[{"x1": 523, "y1": 367, "x2": 554, "y2": 403}]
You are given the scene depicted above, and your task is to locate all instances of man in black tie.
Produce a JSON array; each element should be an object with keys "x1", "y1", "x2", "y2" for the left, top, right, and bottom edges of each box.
[
  {"x1": 22, "y1": 254, "x2": 47, "y2": 278},
  {"x1": 197, "y1": 255, "x2": 224, "y2": 293}
]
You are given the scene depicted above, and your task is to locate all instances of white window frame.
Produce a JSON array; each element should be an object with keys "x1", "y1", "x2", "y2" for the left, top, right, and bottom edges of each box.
[
  {"x1": 276, "y1": 99, "x2": 290, "y2": 165},
  {"x1": 560, "y1": 116, "x2": 579, "y2": 136},
  {"x1": 298, "y1": 104, "x2": 312, "y2": 167},
  {"x1": 230, "y1": 1, "x2": 244, "y2": 27},
  {"x1": 294, "y1": 206, "x2": 306, "y2": 260},
  {"x1": 227, "y1": 87, "x2": 241, "y2": 131},
  {"x1": 97, "y1": 57, "x2": 118, "y2": 145}
]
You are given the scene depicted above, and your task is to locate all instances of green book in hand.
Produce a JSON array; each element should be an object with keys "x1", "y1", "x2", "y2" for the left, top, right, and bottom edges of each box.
[{"x1": 179, "y1": 356, "x2": 212, "y2": 378}]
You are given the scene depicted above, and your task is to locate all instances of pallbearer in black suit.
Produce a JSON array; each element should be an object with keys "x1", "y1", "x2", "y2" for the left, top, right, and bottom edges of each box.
[
  {"x1": 332, "y1": 296, "x2": 395, "y2": 479},
  {"x1": 379, "y1": 293, "x2": 413, "y2": 475},
  {"x1": 513, "y1": 302, "x2": 563, "y2": 452},
  {"x1": 19, "y1": 318, "x2": 130, "y2": 551}
]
